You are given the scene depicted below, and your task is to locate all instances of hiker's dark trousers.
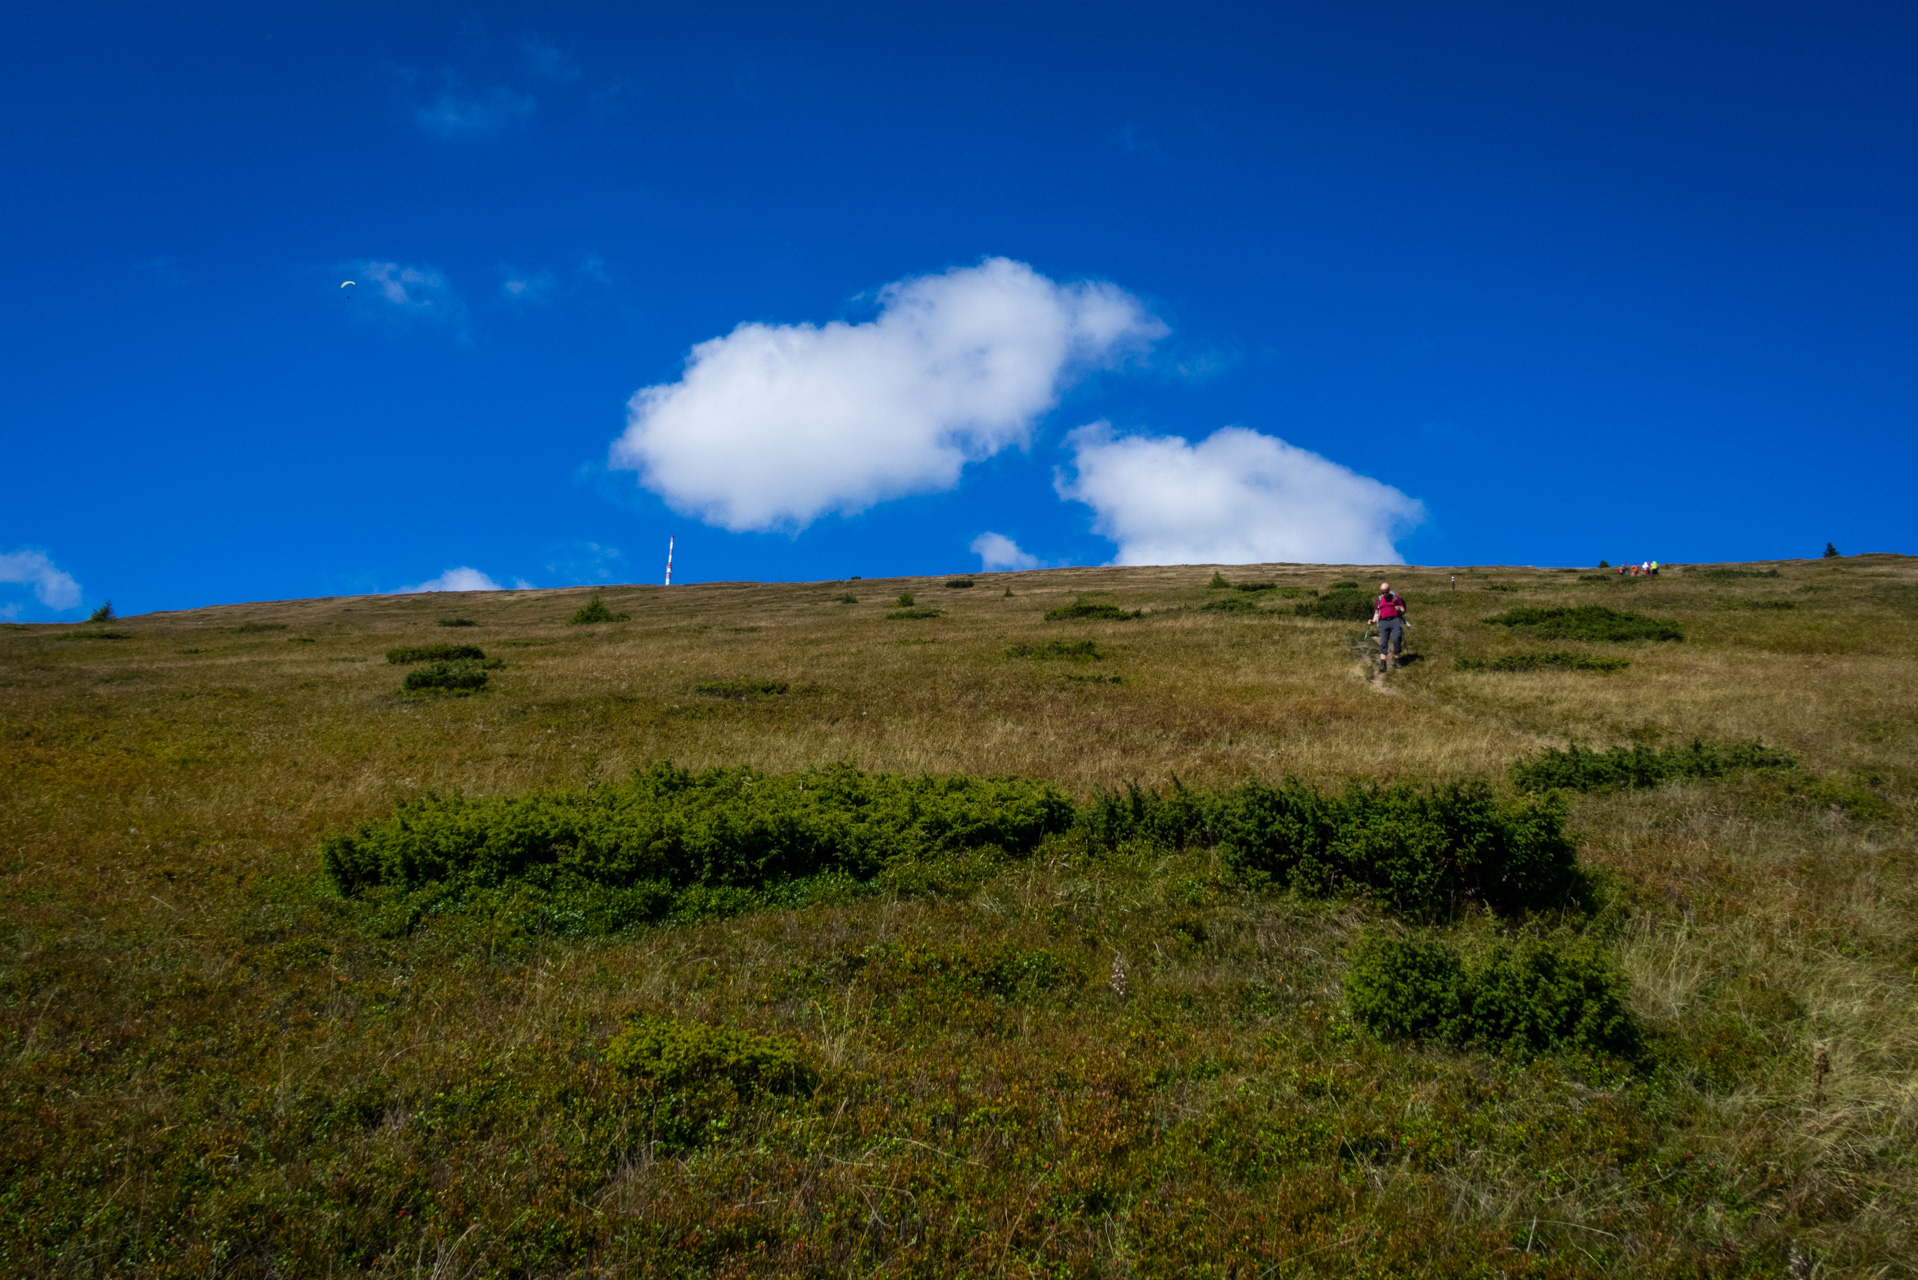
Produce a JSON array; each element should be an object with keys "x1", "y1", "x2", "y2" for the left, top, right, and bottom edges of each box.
[{"x1": 1378, "y1": 618, "x2": 1404, "y2": 657}]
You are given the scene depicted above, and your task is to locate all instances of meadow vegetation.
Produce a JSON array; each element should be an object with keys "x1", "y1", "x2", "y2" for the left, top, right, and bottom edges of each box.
[{"x1": 2, "y1": 555, "x2": 1916, "y2": 1276}]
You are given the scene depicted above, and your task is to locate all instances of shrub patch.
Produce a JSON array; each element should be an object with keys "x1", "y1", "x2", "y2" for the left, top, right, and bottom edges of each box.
[
  {"x1": 886, "y1": 606, "x2": 943, "y2": 620},
  {"x1": 1511, "y1": 740, "x2": 1797, "y2": 792},
  {"x1": 1455, "y1": 652, "x2": 1630, "y2": 674},
  {"x1": 387, "y1": 643, "x2": 486, "y2": 664},
  {"x1": 1485, "y1": 605, "x2": 1683, "y2": 642},
  {"x1": 1345, "y1": 931, "x2": 1642, "y2": 1063},
  {"x1": 1006, "y1": 640, "x2": 1102, "y2": 661},
  {"x1": 567, "y1": 595, "x2": 629, "y2": 624},
  {"x1": 1295, "y1": 590, "x2": 1373, "y2": 621},
  {"x1": 1045, "y1": 598, "x2": 1142, "y2": 622},
  {"x1": 694, "y1": 678, "x2": 790, "y2": 700},
  {"x1": 401, "y1": 661, "x2": 489, "y2": 694}
]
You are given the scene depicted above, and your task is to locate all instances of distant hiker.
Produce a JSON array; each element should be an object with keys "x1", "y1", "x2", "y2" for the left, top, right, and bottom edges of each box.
[
  {"x1": 1650, "y1": 560, "x2": 1660, "y2": 575},
  {"x1": 1372, "y1": 582, "x2": 1407, "y2": 673}
]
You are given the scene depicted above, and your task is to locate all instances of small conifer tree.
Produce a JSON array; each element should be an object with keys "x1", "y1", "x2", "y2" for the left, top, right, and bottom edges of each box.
[
  {"x1": 87, "y1": 600, "x2": 115, "y2": 623},
  {"x1": 1824, "y1": 542, "x2": 1840, "y2": 559}
]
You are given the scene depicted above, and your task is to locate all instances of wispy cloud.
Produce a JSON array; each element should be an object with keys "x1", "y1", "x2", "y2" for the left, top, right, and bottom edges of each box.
[
  {"x1": 971, "y1": 532, "x2": 1041, "y2": 572},
  {"x1": 346, "y1": 261, "x2": 466, "y2": 330},
  {"x1": 611, "y1": 258, "x2": 1166, "y2": 532},
  {"x1": 390, "y1": 566, "x2": 515, "y2": 594},
  {"x1": 500, "y1": 266, "x2": 558, "y2": 302},
  {"x1": 413, "y1": 80, "x2": 536, "y2": 139},
  {"x1": 522, "y1": 38, "x2": 582, "y2": 82},
  {"x1": 0, "y1": 548, "x2": 83, "y2": 611},
  {"x1": 1058, "y1": 423, "x2": 1425, "y2": 566},
  {"x1": 544, "y1": 541, "x2": 624, "y2": 584}
]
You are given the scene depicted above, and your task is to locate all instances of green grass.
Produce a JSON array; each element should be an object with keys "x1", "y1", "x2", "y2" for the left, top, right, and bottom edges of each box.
[
  {"x1": 400, "y1": 659, "x2": 489, "y2": 694},
  {"x1": 4, "y1": 555, "x2": 1917, "y2": 1276},
  {"x1": 885, "y1": 606, "x2": 943, "y2": 620},
  {"x1": 437, "y1": 617, "x2": 480, "y2": 627},
  {"x1": 693, "y1": 678, "x2": 791, "y2": 699}
]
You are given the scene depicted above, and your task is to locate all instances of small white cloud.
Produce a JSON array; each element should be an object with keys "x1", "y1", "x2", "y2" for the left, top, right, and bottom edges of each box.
[
  {"x1": 415, "y1": 84, "x2": 536, "y2": 138},
  {"x1": 544, "y1": 541, "x2": 623, "y2": 583},
  {"x1": 971, "y1": 532, "x2": 1040, "y2": 572},
  {"x1": 0, "y1": 548, "x2": 83, "y2": 611},
  {"x1": 611, "y1": 257, "x2": 1166, "y2": 532},
  {"x1": 392, "y1": 567, "x2": 507, "y2": 594},
  {"x1": 352, "y1": 261, "x2": 465, "y2": 326},
  {"x1": 501, "y1": 267, "x2": 557, "y2": 302},
  {"x1": 1058, "y1": 423, "x2": 1425, "y2": 566},
  {"x1": 523, "y1": 39, "x2": 582, "y2": 82}
]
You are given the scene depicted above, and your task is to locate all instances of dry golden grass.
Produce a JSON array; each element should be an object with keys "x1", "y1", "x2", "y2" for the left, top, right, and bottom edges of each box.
[{"x1": 2, "y1": 554, "x2": 1914, "y2": 1276}]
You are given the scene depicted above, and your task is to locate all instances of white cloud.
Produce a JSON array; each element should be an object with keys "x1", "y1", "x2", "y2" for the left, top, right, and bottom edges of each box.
[
  {"x1": 610, "y1": 257, "x2": 1166, "y2": 532},
  {"x1": 1058, "y1": 423, "x2": 1425, "y2": 566},
  {"x1": 971, "y1": 532, "x2": 1040, "y2": 572},
  {"x1": 0, "y1": 548, "x2": 83, "y2": 611},
  {"x1": 415, "y1": 84, "x2": 536, "y2": 138},
  {"x1": 354, "y1": 261, "x2": 464, "y2": 325},
  {"x1": 392, "y1": 567, "x2": 508, "y2": 594}
]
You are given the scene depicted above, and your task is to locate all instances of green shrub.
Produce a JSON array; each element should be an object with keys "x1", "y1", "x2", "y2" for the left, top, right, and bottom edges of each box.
[
  {"x1": 289, "y1": 636, "x2": 316, "y2": 644},
  {"x1": 65, "y1": 630, "x2": 131, "y2": 641},
  {"x1": 319, "y1": 762, "x2": 1077, "y2": 930},
  {"x1": 437, "y1": 617, "x2": 479, "y2": 627},
  {"x1": 1511, "y1": 739, "x2": 1796, "y2": 793},
  {"x1": 567, "y1": 594, "x2": 628, "y2": 624},
  {"x1": 1328, "y1": 581, "x2": 1359, "y2": 590},
  {"x1": 606, "y1": 1014, "x2": 816, "y2": 1149},
  {"x1": 1825, "y1": 542, "x2": 1840, "y2": 558},
  {"x1": 886, "y1": 606, "x2": 943, "y2": 620},
  {"x1": 1598, "y1": 559, "x2": 1610, "y2": 568},
  {"x1": 1719, "y1": 599, "x2": 1795, "y2": 610},
  {"x1": 87, "y1": 601, "x2": 115, "y2": 622},
  {"x1": 836, "y1": 942, "x2": 1085, "y2": 1002},
  {"x1": 401, "y1": 660, "x2": 489, "y2": 693},
  {"x1": 1206, "y1": 571, "x2": 1232, "y2": 588},
  {"x1": 234, "y1": 622, "x2": 287, "y2": 633},
  {"x1": 1294, "y1": 590, "x2": 1373, "y2": 621},
  {"x1": 694, "y1": 678, "x2": 790, "y2": 699},
  {"x1": 834, "y1": 593, "x2": 858, "y2": 604},
  {"x1": 386, "y1": 643, "x2": 485, "y2": 664},
  {"x1": 944, "y1": 578, "x2": 975, "y2": 589},
  {"x1": 895, "y1": 592, "x2": 915, "y2": 607},
  {"x1": 1045, "y1": 598, "x2": 1142, "y2": 621},
  {"x1": 1485, "y1": 605, "x2": 1682, "y2": 642},
  {"x1": 1232, "y1": 581, "x2": 1277, "y2": 593},
  {"x1": 1065, "y1": 673, "x2": 1121, "y2": 684},
  {"x1": 1082, "y1": 778, "x2": 1580, "y2": 920},
  {"x1": 1345, "y1": 932, "x2": 1642, "y2": 1062},
  {"x1": 1006, "y1": 640, "x2": 1101, "y2": 660},
  {"x1": 1200, "y1": 595, "x2": 1263, "y2": 614},
  {"x1": 1455, "y1": 652, "x2": 1630, "y2": 673}
]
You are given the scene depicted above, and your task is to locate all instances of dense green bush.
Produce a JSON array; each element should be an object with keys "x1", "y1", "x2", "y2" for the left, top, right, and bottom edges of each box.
[
  {"x1": 944, "y1": 578, "x2": 975, "y2": 589},
  {"x1": 606, "y1": 1014, "x2": 816, "y2": 1149},
  {"x1": 1206, "y1": 571, "x2": 1232, "y2": 588},
  {"x1": 1006, "y1": 639, "x2": 1101, "y2": 660},
  {"x1": 386, "y1": 643, "x2": 485, "y2": 664},
  {"x1": 1232, "y1": 581, "x2": 1278, "y2": 593},
  {"x1": 320, "y1": 762, "x2": 1077, "y2": 929},
  {"x1": 1045, "y1": 598, "x2": 1142, "y2": 621},
  {"x1": 1485, "y1": 605, "x2": 1683, "y2": 642},
  {"x1": 401, "y1": 660, "x2": 489, "y2": 693},
  {"x1": 567, "y1": 594, "x2": 628, "y2": 624},
  {"x1": 1511, "y1": 740, "x2": 1797, "y2": 792},
  {"x1": 886, "y1": 606, "x2": 943, "y2": 620},
  {"x1": 1201, "y1": 595, "x2": 1263, "y2": 614},
  {"x1": 437, "y1": 617, "x2": 479, "y2": 627},
  {"x1": 694, "y1": 678, "x2": 789, "y2": 699},
  {"x1": 1455, "y1": 652, "x2": 1630, "y2": 673},
  {"x1": 1081, "y1": 778, "x2": 1580, "y2": 920},
  {"x1": 1294, "y1": 590, "x2": 1374, "y2": 621},
  {"x1": 87, "y1": 601, "x2": 115, "y2": 623},
  {"x1": 1345, "y1": 931, "x2": 1642, "y2": 1062}
]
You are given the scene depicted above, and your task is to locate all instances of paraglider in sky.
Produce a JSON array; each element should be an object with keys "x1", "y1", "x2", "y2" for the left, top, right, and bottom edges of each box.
[{"x1": 339, "y1": 280, "x2": 355, "y2": 288}]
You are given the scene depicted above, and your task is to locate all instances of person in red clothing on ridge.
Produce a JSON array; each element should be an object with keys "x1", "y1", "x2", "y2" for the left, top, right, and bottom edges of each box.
[{"x1": 1372, "y1": 581, "x2": 1408, "y2": 674}]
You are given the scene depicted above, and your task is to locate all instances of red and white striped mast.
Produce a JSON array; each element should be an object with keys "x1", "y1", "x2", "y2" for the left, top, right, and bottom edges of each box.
[{"x1": 664, "y1": 536, "x2": 674, "y2": 586}]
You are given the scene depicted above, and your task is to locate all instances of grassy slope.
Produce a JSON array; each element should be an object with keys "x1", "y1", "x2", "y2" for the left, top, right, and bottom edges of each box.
[{"x1": 2, "y1": 558, "x2": 1915, "y2": 1277}]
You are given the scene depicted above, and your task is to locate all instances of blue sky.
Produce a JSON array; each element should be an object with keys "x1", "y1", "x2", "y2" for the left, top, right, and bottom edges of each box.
[{"x1": 4, "y1": 0, "x2": 1914, "y2": 617}]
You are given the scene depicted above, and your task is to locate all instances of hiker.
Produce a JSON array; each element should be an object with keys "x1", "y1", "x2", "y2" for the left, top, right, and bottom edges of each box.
[{"x1": 1372, "y1": 582, "x2": 1407, "y2": 673}]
